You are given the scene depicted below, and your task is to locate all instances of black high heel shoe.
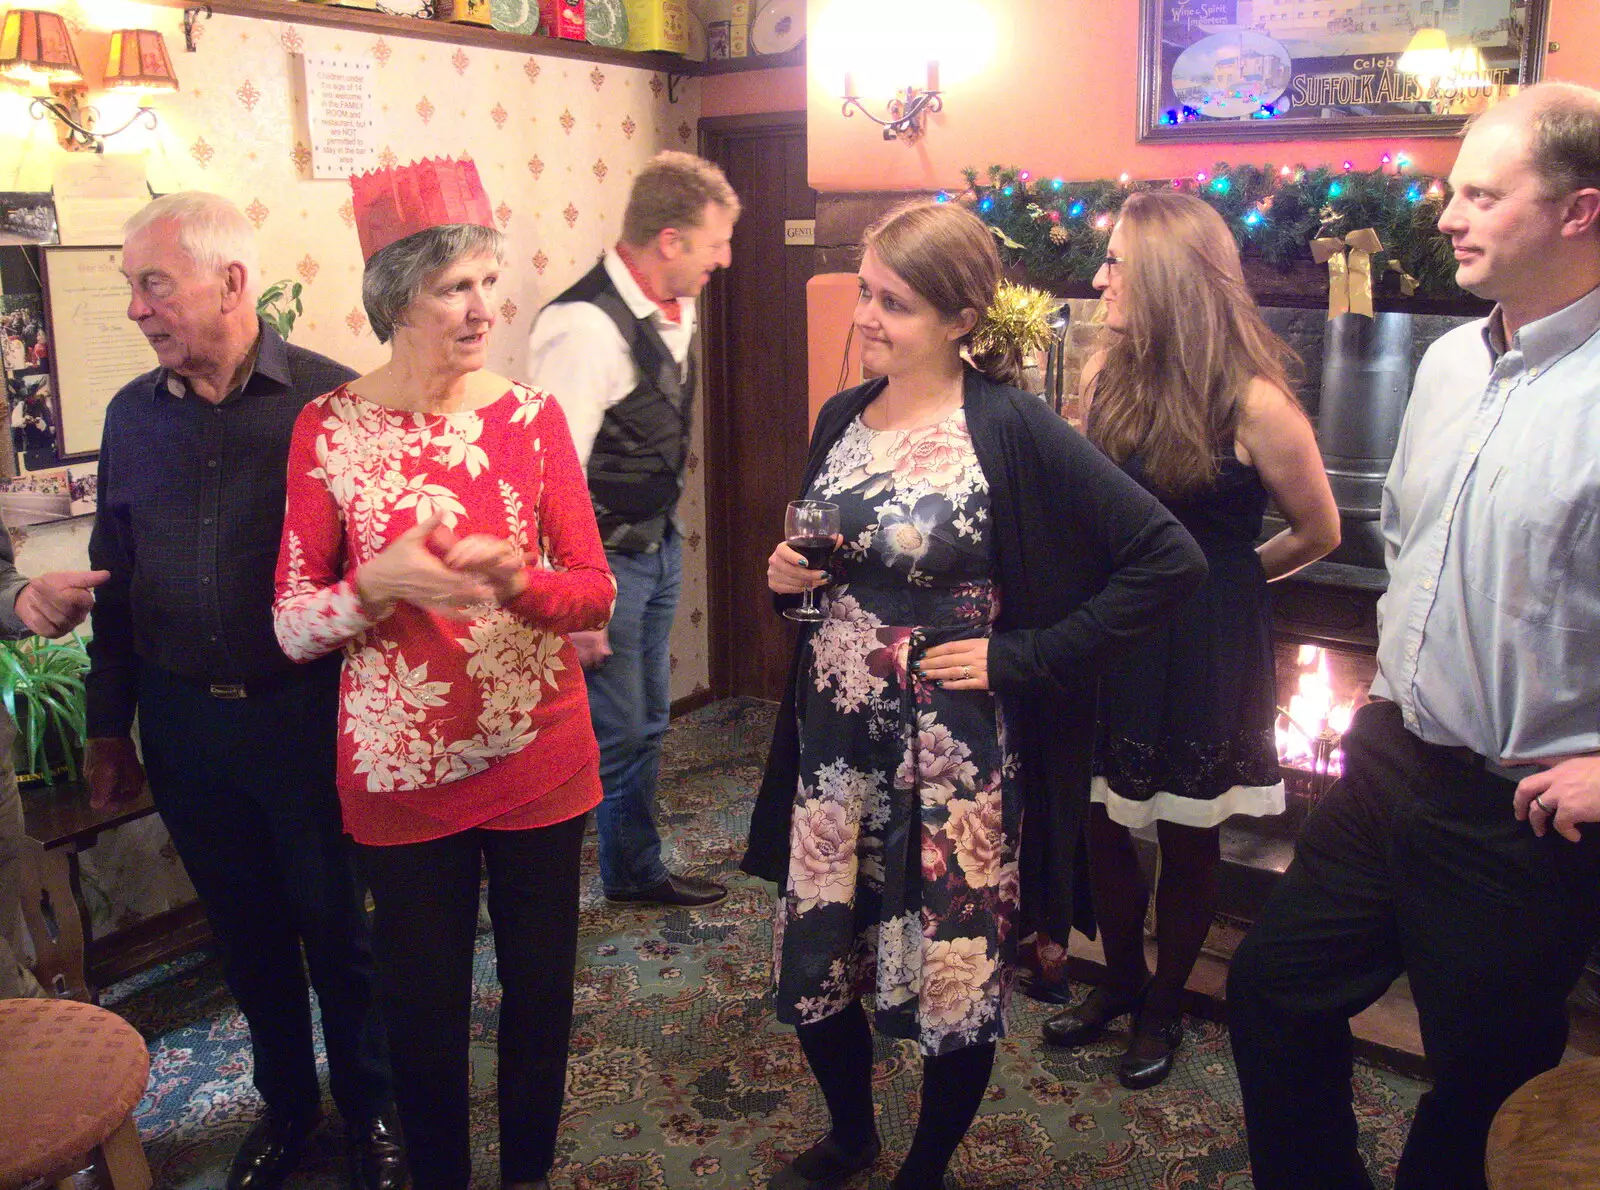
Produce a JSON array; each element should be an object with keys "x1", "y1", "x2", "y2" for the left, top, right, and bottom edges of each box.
[
  {"x1": 1117, "y1": 1014, "x2": 1183, "y2": 1089},
  {"x1": 1040, "y1": 979, "x2": 1148, "y2": 1048}
]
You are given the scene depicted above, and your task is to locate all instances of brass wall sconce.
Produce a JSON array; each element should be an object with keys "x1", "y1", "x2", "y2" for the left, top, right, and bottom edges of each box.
[
  {"x1": 1, "y1": 9, "x2": 177, "y2": 152},
  {"x1": 841, "y1": 60, "x2": 943, "y2": 142}
]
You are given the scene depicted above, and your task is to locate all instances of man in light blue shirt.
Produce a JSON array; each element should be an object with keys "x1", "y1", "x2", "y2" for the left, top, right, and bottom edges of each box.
[{"x1": 1228, "y1": 82, "x2": 1600, "y2": 1190}]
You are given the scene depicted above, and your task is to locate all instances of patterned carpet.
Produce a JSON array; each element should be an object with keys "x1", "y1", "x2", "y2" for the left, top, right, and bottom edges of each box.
[{"x1": 106, "y1": 697, "x2": 1423, "y2": 1189}]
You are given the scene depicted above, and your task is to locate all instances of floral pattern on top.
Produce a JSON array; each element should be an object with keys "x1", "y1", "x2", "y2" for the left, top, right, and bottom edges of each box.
[
  {"x1": 775, "y1": 410, "x2": 1021, "y2": 1056},
  {"x1": 274, "y1": 381, "x2": 615, "y2": 806}
]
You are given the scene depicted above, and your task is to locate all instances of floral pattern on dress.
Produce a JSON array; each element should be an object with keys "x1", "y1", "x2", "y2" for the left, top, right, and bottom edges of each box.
[
  {"x1": 274, "y1": 382, "x2": 615, "y2": 799},
  {"x1": 775, "y1": 410, "x2": 1020, "y2": 1057}
]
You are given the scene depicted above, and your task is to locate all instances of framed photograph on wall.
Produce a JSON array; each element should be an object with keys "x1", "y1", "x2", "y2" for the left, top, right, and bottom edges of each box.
[{"x1": 1138, "y1": 0, "x2": 1549, "y2": 142}]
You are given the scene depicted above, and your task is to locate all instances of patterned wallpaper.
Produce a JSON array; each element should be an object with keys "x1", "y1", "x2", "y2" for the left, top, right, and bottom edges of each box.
[
  {"x1": 2, "y1": 4, "x2": 714, "y2": 933},
  {"x1": 2, "y1": 3, "x2": 710, "y2": 704}
]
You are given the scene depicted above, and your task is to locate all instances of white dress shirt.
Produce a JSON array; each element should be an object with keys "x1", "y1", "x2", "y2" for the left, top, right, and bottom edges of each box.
[
  {"x1": 525, "y1": 248, "x2": 696, "y2": 466},
  {"x1": 1372, "y1": 283, "x2": 1600, "y2": 763}
]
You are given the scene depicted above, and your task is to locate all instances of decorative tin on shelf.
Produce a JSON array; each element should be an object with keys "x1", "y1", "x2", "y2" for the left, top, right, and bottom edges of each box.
[
  {"x1": 538, "y1": 0, "x2": 585, "y2": 39},
  {"x1": 623, "y1": 0, "x2": 686, "y2": 53},
  {"x1": 438, "y1": 0, "x2": 495, "y2": 24}
]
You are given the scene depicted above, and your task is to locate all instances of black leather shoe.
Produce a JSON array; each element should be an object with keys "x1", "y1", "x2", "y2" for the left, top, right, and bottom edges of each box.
[
  {"x1": 1017, "y1": 970, "x2": 1077, "y2": 1005},
  {"x1": 606, "y1": 872, "x2": 727, "y2": 907},
  {"x1": 348, "y1": 1115, "x2": 409, "y2": 1190},
  {"x1": 768, "y1": 1133, "x2": 882, "y2": 1190},
  {"x1": 226, "y1": 1107, "x2": 323, "y2": 1190},
  {"x1": 1041, "y1": 981, "x2": 1147, "y2": 1048},
  {"x1": 1117, "y1": 1016, "x2": 1183, "y2": 1090}
]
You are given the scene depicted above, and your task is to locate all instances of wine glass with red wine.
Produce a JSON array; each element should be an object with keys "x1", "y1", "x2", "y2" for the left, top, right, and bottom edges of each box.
[{"x1": 782, "y1": 499, "x2": 840, "y2": 623}]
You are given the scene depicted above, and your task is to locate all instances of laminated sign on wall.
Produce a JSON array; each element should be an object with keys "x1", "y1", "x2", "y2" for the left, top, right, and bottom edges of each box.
[{"x1": 301, "y1": 54, "x2": 377, "y2": 181}]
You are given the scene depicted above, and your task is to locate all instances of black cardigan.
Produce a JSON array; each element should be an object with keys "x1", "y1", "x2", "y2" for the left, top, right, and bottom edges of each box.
[{"x1": 740, "y1": 368, "x2": 1209, "y2": 940}]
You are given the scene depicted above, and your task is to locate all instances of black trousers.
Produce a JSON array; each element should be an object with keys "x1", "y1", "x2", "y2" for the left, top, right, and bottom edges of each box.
[
  {"x1": 356, "y1": 813, "x2": 588, "y2": 1190},
  {"x1": 138, "y1": 661, "x2": 390, "y2": 1123},
  {"x1": 1227, "y1": 699, "x2": 1600, "y2": 1190}
]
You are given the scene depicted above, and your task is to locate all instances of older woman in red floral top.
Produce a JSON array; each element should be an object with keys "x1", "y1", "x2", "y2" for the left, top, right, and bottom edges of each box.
[{"x1": 273, "y1": 208, "x2": 613, "y2": 1190}]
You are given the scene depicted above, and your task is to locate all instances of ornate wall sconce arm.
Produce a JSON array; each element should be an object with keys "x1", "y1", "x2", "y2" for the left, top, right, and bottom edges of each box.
[
  {"x1": 29, "y1": 93, "x2": 157, "y2": 153},
  {"x1": 841, "y1": 85, "x2": 943, "y2": 142},
  {"x1": 182, "y1": 5, "x2": 212, "y2": 53}
]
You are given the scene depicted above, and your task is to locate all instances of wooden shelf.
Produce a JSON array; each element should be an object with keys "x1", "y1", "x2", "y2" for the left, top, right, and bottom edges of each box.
[
  {"x1": 697, "y1": 44, "x2": 803, "y2": 74},
  {"x1": 142, "y1": 0, "x2": 801, "y2": 77}
]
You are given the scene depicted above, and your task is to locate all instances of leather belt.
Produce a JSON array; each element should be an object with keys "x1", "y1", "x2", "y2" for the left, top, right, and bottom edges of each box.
[
  {"x1": 208, "y1": 683, "x2": 248, "y2": 700},
  {"x1": 1432, "y1": 742, "x2": 1539, "y2": 784}
]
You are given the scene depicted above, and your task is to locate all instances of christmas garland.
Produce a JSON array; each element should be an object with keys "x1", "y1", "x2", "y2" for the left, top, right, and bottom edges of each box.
[{"x1": 952, "y1": 160, "x2": 1464, "y2": 302}]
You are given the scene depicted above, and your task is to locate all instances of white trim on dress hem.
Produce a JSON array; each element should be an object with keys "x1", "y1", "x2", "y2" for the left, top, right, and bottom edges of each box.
[{"x1": 1090, "y1": 776, "x2": 1287, "y2": 830}]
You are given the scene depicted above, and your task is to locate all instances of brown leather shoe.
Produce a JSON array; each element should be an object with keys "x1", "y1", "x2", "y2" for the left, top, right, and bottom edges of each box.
[{"x1": 606, "y1": 872, "x2": 727, "y2": 907}]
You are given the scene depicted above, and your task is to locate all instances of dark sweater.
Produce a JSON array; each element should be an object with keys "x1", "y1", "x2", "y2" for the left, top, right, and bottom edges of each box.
[{"x1": 741, "y1": 368, "x2": 1208, "y2": 939}]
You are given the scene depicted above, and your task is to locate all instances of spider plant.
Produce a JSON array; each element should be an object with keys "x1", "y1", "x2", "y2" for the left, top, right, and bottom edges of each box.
[{"x1": 0, "y1": 633, "x2": 89, "y2": 786}]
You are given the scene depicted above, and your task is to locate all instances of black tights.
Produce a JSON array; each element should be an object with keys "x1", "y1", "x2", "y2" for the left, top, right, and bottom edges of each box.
[
  {"x1": 795, "y1": 1001, "x2": 996, "y2": 1188},
  {"x1": 1085, "y1": 803, "x2": 1221, "y2": 1026}
]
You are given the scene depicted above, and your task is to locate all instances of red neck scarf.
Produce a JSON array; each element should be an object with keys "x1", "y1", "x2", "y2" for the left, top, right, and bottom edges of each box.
[{"x1": 614, "y1": 241, "x2": 682, "y2": 323}]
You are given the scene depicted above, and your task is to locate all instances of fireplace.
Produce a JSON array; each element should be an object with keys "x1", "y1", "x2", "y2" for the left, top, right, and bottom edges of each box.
[
  {"x1": 1252, "y1": 570, "x2": 1381, "y2": 841},
  {"x1": 1274, "y1": 639, "x2": 1374, "y2": 798}
]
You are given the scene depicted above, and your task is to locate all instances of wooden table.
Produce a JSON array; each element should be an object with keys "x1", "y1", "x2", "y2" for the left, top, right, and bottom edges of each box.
[
  {"x1": 1485, "y1": 1056, "x2": 1600, "y2": 1189},
  {"x1": 20, "y1": 782, "x2": 160, "y2": 1001}
]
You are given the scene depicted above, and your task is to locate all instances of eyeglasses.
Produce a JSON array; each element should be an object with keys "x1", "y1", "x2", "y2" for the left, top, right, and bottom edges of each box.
[{"x1": 1101, "y1": 253, "x2": 1126, "y2": 272}]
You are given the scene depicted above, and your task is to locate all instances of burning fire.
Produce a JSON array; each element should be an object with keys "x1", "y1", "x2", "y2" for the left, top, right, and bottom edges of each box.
[{"x1": 1276, "y1": 644, "x2": 1359, "y2": 780}]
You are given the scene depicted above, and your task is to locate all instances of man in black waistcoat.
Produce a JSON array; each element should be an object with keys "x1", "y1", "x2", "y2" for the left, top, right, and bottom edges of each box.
[
  {"x1": 86, "y1": 192, "x2": 403, "y2": 1190},
  {"x1": 527, "y1": 152, "x2": 739, "y2": 907}
]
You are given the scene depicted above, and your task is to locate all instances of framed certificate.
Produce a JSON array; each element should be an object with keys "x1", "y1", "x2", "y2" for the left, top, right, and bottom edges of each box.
[{"x1": 41, "y1": 245, "x2": 153, "y2": 462}]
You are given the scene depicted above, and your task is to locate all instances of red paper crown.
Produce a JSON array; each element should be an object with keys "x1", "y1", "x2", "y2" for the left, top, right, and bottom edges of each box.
[{"x1": 350, "y1": 157, "x2": 496, "y2": 262}]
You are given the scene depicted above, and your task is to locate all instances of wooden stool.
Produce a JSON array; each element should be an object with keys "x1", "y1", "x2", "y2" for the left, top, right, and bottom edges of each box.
[
  {"x1": 1485, "y1": 1056, "x2": 1600, "y2": 1189},
  {"x1": 0, "y1": 999, "x2": 151, "y2": 1190}
]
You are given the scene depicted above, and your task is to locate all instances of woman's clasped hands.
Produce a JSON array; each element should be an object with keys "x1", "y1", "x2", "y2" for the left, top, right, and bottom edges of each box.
[{"x1": 355, "y1": 512, "x2": 529, "y2": 620}]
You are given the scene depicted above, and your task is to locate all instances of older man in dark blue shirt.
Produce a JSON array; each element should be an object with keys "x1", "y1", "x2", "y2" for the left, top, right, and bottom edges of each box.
[{"x1": 86, "y1": 192, "x2": 403, "y2": 1190}]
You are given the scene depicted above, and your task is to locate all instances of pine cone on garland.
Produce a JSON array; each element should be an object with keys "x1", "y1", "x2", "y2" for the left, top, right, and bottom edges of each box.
[{"x1": 1050, "y1": 225, "x2": 1070, "y2": 245}]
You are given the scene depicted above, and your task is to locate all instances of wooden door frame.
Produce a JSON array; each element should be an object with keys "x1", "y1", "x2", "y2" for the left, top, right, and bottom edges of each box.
[{"x1": 699, "y1": 112, "x2": 808, "y2": 701}]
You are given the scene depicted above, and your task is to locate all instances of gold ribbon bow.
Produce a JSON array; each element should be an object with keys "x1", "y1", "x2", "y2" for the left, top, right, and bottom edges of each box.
[
  {"x1": 1384, "y1": 259, "x2": 1419, "y2": 298},
  {"x1": 1311, "y1": 228, "x2": 1384, "y2": 320}
]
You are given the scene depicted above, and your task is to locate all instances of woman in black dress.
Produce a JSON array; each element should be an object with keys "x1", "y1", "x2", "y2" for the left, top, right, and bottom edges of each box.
[
  {"x1": 743, "y1": 200, "x2": 1207, "y2": 1190},
  {"x1": 1041, "y1": 191, "x2": 1340, "y2": 1087}
]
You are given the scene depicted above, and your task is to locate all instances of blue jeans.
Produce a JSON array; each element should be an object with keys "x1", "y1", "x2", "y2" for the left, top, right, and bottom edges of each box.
[{"x1": 588, "y1": 530, "x2": 681, "y2": 895}]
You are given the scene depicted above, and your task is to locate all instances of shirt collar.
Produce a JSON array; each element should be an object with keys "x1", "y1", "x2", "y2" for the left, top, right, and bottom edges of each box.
[
  {"x1": 1482, "y1": 283, "x2": 1600, "y2": 372},
  {"x1": 156, "y1": 318, "x2": 286, "y2": 402},
  {"x1": 603, "y1": 246, "x2": 694, "y2": 328}
]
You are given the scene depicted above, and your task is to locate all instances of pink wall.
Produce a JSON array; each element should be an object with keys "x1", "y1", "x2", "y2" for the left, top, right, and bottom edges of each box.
[
  {"x1": 806, "y1": 274, "x2": 862, "y2": 429},
  {"x1": 806, "y1": 0, "x2": 1600, "y2": 191},
  {"x1": 701, "y1": 65, "x2": 807, "y2": 118}
]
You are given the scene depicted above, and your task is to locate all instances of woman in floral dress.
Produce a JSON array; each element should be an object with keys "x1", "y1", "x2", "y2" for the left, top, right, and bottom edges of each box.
[
  {"x1": 744, "y1": 201, "x2": 1208, "y2": 1190},
  {"x1": 273, "y1": 165, "x2": 614, "y2": 1190}
]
